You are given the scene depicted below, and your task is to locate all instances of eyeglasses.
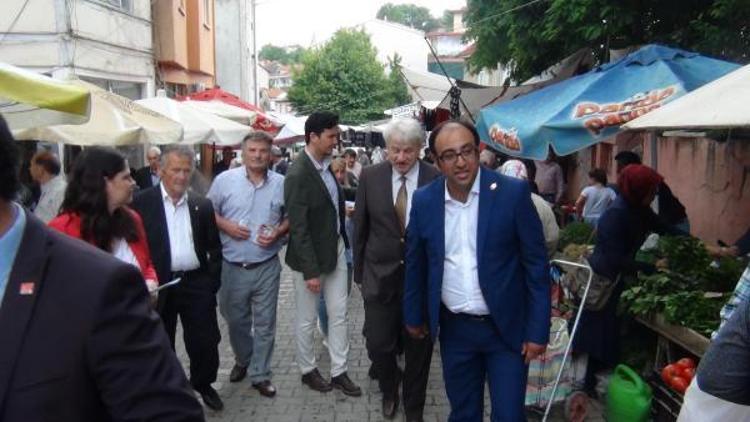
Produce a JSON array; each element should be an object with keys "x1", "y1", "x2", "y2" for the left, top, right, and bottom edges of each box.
[{"x1": 437, "y1": 144, "x2": 478, "y2": 165}]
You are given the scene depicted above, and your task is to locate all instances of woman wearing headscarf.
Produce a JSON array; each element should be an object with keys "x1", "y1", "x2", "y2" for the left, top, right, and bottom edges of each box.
[
  {"x1": 49, "y1": 147, "x2": 158, "y2": 292},
  {"x1": 574, "y1": 164, "x2": 681, "y2": 396},
  {"x1": 499, "y1": 160, "x2": 559, "y2": 256}
]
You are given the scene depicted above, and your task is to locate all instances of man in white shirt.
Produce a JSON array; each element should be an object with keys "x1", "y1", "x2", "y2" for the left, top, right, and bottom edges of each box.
[
  {"x1": 132, "y1": 145, "x2": 225, "y2": 411},
  {"x1": 404, "y1": 120, "x2": 550, "y2": 421},
  {"x1": 353, "y1": 118, "x2": 440, "y2": 420},
  {"x1": 29, "y1": 151, "x2": 66, "y2": 223}
]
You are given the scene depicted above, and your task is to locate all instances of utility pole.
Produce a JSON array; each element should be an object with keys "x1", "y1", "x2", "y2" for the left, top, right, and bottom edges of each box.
[{"x1": 251, "y1": 0, "x2": 258, "y2": 105}]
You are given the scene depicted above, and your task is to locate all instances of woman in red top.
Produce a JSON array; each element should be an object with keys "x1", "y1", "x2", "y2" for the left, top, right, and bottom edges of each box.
[{"x1": 49, "y1": 147, "x2": 158, "y2": 291}]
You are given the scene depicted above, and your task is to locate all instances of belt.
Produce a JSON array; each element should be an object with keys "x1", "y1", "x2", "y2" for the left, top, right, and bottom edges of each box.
[
  {"x1": 226, "y1": 255, "x2": 275, "y2": 270},
  {"x1": 440, "y1": 304, "x2": 491, "y2": 322},
  {"x1": 171, "y1": 268, "x2": 201, "y2": 280}
]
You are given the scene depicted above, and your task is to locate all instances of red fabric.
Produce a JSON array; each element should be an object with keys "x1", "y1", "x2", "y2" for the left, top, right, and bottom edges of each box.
[
  {"x1": 179, "y1": 87, "x2": 281, "y2": 133},
  {"x1": 48, "y1": 208, "x2": 158, "y2": 282},
  {"x1": 618, "y1": 164, "x2": 664, "y2": 206}
]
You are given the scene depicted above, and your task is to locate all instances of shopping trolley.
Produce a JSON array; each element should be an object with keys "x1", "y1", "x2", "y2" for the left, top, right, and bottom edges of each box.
[{"x1": 524, "y1": 259, "x2": 594, "y2": 422}]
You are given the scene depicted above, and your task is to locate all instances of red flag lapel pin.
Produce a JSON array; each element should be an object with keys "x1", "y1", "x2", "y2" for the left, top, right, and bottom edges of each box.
[{"x1": 19, "y1": 282, "x2": 35, "y2": 295}]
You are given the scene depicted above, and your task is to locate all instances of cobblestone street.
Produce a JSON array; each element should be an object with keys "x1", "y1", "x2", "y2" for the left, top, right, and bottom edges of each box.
[{"x1": 176, "y1": 254, "x2": 604, "y2": 421}]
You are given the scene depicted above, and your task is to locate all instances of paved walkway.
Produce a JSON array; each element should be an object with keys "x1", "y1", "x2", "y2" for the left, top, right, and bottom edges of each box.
[{"x1": 175, "y1": 256, "x2": 604, "y2": 421}]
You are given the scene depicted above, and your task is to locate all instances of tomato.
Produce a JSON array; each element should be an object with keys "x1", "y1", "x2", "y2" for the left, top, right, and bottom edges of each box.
[
  {"x1": 675, "y1": 358, "x2": 696, "y2": 370},
  {"x1": 661, "y1": 364, "x2": 679, "y2": 384},
  {"x1": 680, "y1": 367, "x2": 696, "y2": 381},
  {"x1": 670, "y1": 376, "x2": 689, "y2": 394}
]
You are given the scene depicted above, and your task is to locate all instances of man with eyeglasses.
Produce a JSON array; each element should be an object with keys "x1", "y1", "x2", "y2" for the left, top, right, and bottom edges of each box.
[{"x1": 403, "y1": 120, "x2": 551, "y2": 421}]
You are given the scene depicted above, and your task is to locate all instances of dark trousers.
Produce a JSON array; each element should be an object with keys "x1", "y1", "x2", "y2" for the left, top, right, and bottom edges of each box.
[
  {"x1": 439, "y1": 307, "x2": 528, "y2": 422},
  {"x1": 159, "y1": 270, "x2": 221, "y2": 389},
  {"x1": 364, "y1": 299, "x2": 433, "y2": 419}
]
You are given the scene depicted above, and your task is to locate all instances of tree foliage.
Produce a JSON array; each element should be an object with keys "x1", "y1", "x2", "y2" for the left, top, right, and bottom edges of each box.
[
  {"x1": 259, "y1": 44, "x2": 307, "y2": 64},
  {"x1": 376, "y1": 3, "x2": 440, "y2": 32},
  {"x1": 289, "y1": 29, "x2": 406, "y2": 124},
  {"x1": 464, "y1": 0, "x2": 750, "y2": 82},
  {"x1": 387, "y1": 54, "x2": 412, "y2": 107}
]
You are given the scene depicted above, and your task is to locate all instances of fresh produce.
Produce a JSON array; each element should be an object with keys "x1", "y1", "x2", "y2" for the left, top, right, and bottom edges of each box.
[
  {"x1": 558, "y1": 222, "x2": 595, "y2": 251},
  {"x1": 660, "y1": 358, "x2": 696, "y2": 395}
]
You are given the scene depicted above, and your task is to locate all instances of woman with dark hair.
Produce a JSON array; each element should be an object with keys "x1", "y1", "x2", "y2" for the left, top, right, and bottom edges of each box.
[
  {"x1": 49, "y1": 147, "x2": 158, "y2": 290},
  {"x1": 574, "y1": 164, "x2": 679, "y2": 396},
  {"x1": 575, "y1": 168, "x2": 616, "y2": 227}
]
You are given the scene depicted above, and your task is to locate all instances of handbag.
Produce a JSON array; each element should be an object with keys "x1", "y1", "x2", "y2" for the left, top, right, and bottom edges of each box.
[{"x1": 567, "y1": 256, "x2": 621, "y2": 312}]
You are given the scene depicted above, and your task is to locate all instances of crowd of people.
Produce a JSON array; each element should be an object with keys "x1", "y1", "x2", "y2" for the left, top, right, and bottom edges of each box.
[{"x1": 1, "y1": 108, "x2": 749, "y2": 422}]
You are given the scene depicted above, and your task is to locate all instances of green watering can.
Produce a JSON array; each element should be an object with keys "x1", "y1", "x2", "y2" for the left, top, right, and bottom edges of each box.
[{"x1": 607, "y1": 364, "x2": 653, "y2": 422}]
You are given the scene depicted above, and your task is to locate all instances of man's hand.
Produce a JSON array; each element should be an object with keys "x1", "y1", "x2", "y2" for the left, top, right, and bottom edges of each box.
[
  {"x1": 145, "y1": 279, "x2": 159, "y2": 309},
  {"x1": 405, "y1": 324, "x2": 429, "y2": 340},
  {"x1": 522, "y1": 341, "x2": 547, "y2": 364},
  {"x1": 225, "y1": 221, "x2": 251, "y2": 240},
  {"x1": 305, "y1": 277, "x2": 321, "y2": 294},
  {"x1": 256, "y1": 228, "x2": 279, "y2": 248}
]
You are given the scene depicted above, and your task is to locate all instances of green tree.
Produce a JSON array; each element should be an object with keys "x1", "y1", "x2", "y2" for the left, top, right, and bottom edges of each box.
[
  {"x1": 464, "y1": 0, "x2": 750, "y2": 82},
  {"x1": 441, "y1": 10, "x2": 454, "y2": 31},
  {"x1": 376, "y1": 3, "x2": 440, "y2": 32},
  {"x1": 259, "y1": 44, "x2": 307, "y2": 64},
  {"x1": 387, "y1": 54, "x2": 412, "y2": 107},
  {"x1": 288, "y1": 29, "x2": 394, "y2": 124}
]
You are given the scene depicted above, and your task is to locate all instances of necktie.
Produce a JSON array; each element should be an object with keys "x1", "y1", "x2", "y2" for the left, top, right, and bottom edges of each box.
[{"x1": 395, "y1": 176, "x2": 408, "y2": 233}]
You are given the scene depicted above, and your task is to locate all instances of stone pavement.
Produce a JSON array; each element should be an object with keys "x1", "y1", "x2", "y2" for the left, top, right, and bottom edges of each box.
[{"x1": 175, "y1": 256, "x2": 604, "y2": 421}]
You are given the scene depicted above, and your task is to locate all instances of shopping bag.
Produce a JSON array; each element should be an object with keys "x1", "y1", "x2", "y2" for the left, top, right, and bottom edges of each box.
[{"x1": 526, "y1": 317, "x2": 572, "y2": 407}]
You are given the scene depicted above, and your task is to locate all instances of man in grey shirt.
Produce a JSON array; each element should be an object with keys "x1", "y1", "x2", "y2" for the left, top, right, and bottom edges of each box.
[
  {"x1": 30, "y1": 151, "x2": 66, "y2": 223},
  {"x1": 678, "y1": 297, "x2": 750, "y2": 420},
  {"x1": 207, "y1": 132, "x2": 289, "y2": 398}
]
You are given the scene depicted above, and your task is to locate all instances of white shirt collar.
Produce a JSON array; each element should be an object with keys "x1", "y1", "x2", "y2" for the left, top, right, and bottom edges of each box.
[
  {"x1": 305, "y1": 147, "x2": 331, "y2": 172},
  {"x1": 392, "y1": 161, "x2": 419, "y2": 183},
  {"x1": 444, "y1": 170, "x2": 481, "y2": 203},
  {"x1": 160, "y1": 182, "x2": 188, "y2": 207}
]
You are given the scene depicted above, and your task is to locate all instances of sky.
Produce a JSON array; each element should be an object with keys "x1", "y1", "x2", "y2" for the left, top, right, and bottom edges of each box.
[{"x1": 255, "y1": 0, "x2": 466, "y2": 48}]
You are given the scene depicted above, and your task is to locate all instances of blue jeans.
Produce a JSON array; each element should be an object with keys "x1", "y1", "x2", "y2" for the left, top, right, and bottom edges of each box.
[{"x1": 218, "y1": 256, "x2": 281, "y2": 383}]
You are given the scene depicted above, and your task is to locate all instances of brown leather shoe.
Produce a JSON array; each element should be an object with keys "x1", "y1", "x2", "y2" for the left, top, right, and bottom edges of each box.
[
  {"x1": 229, "y1": 364, "x2": 247, "y2": 383},
  {"x1": 301, "y1": 368, "x2": 332, "y2": 392},
  {"x1": 252, "y1": 380, "x2": 277, "y2": 398},
  {"x1": 331, "y1": 372, "x2": 362, "y2": 397}
]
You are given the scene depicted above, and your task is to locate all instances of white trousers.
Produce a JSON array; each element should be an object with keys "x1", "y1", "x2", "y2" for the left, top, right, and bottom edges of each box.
[
  {"x1": 294, "y1": 238, "x2": 349, "y2": 377},
  {"x1": 678, "y1": 377, "x2": 750, "y2": 422}
]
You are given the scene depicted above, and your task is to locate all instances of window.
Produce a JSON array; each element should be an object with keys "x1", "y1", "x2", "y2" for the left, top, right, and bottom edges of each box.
[{"x1": 89, "y1": 0, "x2": 132, "y2": 12}]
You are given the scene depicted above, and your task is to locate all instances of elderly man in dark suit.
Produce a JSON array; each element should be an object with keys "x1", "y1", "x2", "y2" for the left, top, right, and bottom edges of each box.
[
  {"x1": 353, "y1": 118, "x2": 440, "y2": 420},
  {"x1": 134, "y1": 146, "x2": 162, "y2": 190},
  {"x1": 284, "y1": 111, "x2": 361, "y2": 396},
  {"x1": 0, "y1": 117, "x2": 204, "y2": 421},
  {"x1": 132, "y1": 145, "x2": 224, "y2": 411}
]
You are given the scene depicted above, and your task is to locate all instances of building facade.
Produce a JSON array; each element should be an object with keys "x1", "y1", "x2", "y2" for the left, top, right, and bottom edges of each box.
[
  {"x1": 153, "y1": 0, "x2": 216, "y2": 97},
  {"x1": 0, "y1": 0, "x2": 155, "y2": 99},
  {"x1": 214, "y1": 0, "x2": 256, "y2": 103}
]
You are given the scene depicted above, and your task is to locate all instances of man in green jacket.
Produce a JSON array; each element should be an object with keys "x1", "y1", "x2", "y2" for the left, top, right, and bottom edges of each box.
[{"x1": 284, "y1": 111, "x2": 361, "y2": 396}]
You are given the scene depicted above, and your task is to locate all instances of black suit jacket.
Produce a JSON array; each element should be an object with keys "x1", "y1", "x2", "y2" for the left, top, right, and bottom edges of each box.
[
  {"x1": 0, "y1": 211, "x2": 204, "y2": 421},
  {"x1": 353, "y1": 160, "x2": 440, "y2": 303},
  {"x1": 132, "y1": 186, "x2": 222, "y2": 299},
  {"x1": 134, "y1": 166, "x2": 157, "y2": 190},
  {"x1": 284, "y1": 152, "x2": 349, "y2": 280}
]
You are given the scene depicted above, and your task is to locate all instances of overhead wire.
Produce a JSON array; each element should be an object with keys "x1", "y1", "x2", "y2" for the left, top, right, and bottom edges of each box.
[{"x1": 0, "y1": 0, "x2": 32, "y2": 44}]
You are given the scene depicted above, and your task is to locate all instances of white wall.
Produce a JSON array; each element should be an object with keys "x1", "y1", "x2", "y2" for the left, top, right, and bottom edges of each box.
[
  {"x1": 214, "y1": 0, "x2": 253, "y2": 101},
  {"x1": 360, "y1": 20, "x2": 428, "y2": 72}
]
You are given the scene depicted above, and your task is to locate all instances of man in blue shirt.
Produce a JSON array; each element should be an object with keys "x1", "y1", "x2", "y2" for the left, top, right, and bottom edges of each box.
[{"x1": 207, "y1": 131, "x2": 289, "y2": 398}]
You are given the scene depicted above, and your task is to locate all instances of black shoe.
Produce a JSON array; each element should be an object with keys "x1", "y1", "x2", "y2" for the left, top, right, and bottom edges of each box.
[
  {"x1": 368, "y1": 363, "x2": 379, "y2": 380},
  {"x1": 229, "y1": 364, "x2": 247, "y2": 383},
  {"x1": 331, "y1": 372, "x2": 362, "y2": 397},
  {"x1": 195, "y1": 385, "x2": 224, "y2": 411},
  {"x1": 382, "y1": 393, "x2": 399, "y2": 419},
  {"x1": 252, "y1": 380, "x2": 277, "y2": 398},
  {"x1": 301, "y1": 368, "x2": 332, "y2": 392}
]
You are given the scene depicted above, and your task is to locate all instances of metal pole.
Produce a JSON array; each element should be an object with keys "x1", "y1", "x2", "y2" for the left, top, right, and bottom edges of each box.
[{"x1": 251, "y1": 0, "x2": 258, "y2": 105}]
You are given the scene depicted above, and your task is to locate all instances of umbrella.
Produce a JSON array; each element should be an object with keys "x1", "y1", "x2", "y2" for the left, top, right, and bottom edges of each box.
[
  {"x1": 136, "y1": 90, "x2": 251, "y2": 145},
  {"x1": 273, "y1": 115, "x2": 307, "y2": 145},
  {"x1": 182, "y1": 87, "x2": 282, "y2": 133},
  {"x1": 181, "y1": 100, "x2": 257, "y2": 126},
  {"x1": 623, "y1": 64, "x2": 750, "y2": 130},
  {"x1": 476, "y1": 45, "x2": 740, "y2": 159},
  {"x1": 0, "y1": 62, "x2": 91, "y2": 129},
  {"x1": 13, "y1": 80, "x2": 183, "y2": 146}
]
